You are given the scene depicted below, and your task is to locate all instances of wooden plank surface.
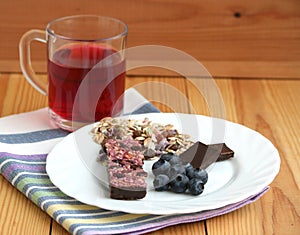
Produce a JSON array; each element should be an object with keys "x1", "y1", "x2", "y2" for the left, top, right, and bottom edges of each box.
[
  {"x1": 1, "y1": 0, "x2": 300, "y2": 78},
  {"x1": 0, "y1": 73, "x2": 299, "y2": 234},
  {"x1": 0, "y1": 175, "x2": 51, "y2": 235}
]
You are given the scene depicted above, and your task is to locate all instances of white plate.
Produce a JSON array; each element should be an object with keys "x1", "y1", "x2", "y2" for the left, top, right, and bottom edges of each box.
[{"x1": 46, "y1": 113, "x2": 280, "y2": 215}]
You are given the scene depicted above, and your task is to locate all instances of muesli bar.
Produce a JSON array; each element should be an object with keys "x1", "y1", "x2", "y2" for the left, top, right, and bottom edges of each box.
[{"x1": 105, "y1": 138, "x2": 147, "y2": 200}]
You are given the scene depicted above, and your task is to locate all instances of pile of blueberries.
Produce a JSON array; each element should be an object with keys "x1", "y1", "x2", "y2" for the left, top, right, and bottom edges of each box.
[{"x1": 152, "y1": 153, "x2": 208, "y2": 196}]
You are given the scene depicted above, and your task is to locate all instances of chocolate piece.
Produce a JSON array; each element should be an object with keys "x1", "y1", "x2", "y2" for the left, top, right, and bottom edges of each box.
[
  {"x1": 179, "y1": 141, "x2": 234, "y2": 169},
  {"x1": 105, "y1": 138, "x2": 147, "y2": 200},
  {"x1": 209, "y1": 143, "x2": 234, "y2": 161}
]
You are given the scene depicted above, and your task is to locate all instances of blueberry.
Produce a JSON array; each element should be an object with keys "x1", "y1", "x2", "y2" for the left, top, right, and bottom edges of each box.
[
  {"x1": 153, "y1": 174, "x2": 170, "y2": 191},
  {"x1": 160, "y1": 153, "x2": 174, "y2": 162},
  {"x1": 152, "y1": 159, "x2": 171, "y2": 176},
  {"x1": 169, "y1": 164, "x2": 186, "y2": 180},
  {"x1": 186, "y1": 167, "x2": 195, "y2": 179},
  {"x1": 169, "y1": 174, "x2": 189, "y2": 193},
  {"x1": 184, "y1": 162, "x2": 193, "y2": 173},
  {"x1": 169, "y1": 155, "x2": 181, "y2": 165},
  {"x1": 187, "y1": 168, "x2": 208, "y2": 184},
  {"x1": 193, "y1": 169, "x2": 208, "y2": 184},
  {"x1": 152, "y1": 158, "x2": 164, "y2": 170},
  {"x1": 188, "y1": 178, "x2": 204, "y2": 196}
]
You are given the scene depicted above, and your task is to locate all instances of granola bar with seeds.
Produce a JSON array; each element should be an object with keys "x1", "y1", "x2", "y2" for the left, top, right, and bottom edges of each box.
[{"x1": 91, "y1": 117, "x2": 195, "y2": 159}]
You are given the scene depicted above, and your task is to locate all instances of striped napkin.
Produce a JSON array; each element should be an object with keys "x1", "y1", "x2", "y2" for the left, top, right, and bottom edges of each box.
[{"x1": 0, "y1": 88, "x2": 269, "y2": 235}]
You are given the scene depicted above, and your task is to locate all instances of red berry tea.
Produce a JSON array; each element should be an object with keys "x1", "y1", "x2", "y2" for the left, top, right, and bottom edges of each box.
[{"x1": 48, "y1": 44, "x2": 125, "y2": 123}]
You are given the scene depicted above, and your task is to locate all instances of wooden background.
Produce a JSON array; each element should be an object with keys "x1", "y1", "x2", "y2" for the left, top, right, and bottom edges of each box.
[{"x1": 0, "y1": 0, "x2": 300, "y2": 78}]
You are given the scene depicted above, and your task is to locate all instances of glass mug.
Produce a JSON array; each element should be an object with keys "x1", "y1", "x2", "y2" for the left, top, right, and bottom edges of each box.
[{"x1": 19, "y1": 15, "x2": 128, "y2": 131}]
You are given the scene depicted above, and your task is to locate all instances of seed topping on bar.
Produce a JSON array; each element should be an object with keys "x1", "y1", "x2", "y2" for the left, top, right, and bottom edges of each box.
[{"x1": 91, "y1": 117, "x2": 194, "y2": 159}]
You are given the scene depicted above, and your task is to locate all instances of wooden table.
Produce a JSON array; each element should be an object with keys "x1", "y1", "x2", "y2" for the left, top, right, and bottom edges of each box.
[{"x1": 0, "y1": 71, "x2": 299, "y2": 234}]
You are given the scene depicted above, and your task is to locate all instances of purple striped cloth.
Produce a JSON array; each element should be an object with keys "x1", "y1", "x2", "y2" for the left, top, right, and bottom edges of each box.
[{"x1": 0, "y1": 88, "x2": 269, "y2": 235}]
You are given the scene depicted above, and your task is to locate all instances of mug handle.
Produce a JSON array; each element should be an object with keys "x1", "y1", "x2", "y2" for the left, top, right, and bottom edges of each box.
[{"x1": 19, "y1": 29, "x2": 47, "y2": 96}]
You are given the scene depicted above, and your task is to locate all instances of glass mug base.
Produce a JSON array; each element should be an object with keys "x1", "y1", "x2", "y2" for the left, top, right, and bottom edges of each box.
[
  {"x1": 48, "y1": 109, "x2": 90, "y2": 132},
  {"x1": 48, "y1": 108, "x2": 124, "y2": 132}
]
